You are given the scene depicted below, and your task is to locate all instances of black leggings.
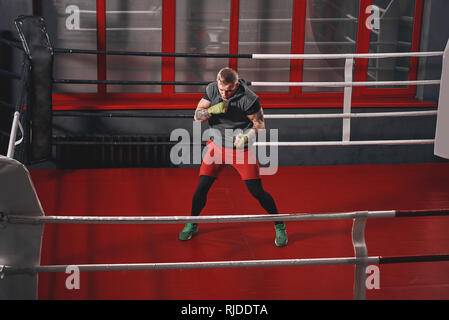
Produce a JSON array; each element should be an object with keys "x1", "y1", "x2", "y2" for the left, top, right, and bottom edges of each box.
[{"x1": 191, "y1": 175, "x2": 282, "y2": 225}]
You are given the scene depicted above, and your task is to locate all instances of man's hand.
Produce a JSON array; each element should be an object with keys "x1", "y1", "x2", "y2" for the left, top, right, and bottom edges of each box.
[
  {"x1": 235, "y1": 108, "x2": 265, "y2": 148},
  {"x1": 234, "y1": 133, "x2": 249, "y2": 149},
  {"x1": 208, "y1": 101, "x2": 228, "y2": 115}
]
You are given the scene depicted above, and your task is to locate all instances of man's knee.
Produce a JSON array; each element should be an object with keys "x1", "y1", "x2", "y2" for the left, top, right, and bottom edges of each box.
[
  {"x1": 245, "y1": 179, "x2": 265, "y2": 199},
  {"x1": 194, "y1": 175, "x2": 215, "y2": 197}
]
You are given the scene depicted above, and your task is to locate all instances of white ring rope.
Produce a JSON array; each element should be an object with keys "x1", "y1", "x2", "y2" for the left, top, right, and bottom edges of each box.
[
  {"x1": 2, "y1": 257, "x2": 381, "y2": 274},
  {"x1": 251, "y1": 79, "x2": 440, "y2": 87},
  {"x1": 252, "y1": 51, "x2": 444, "y2": 60},
  {"x1": 264, "y1": 111, "x2": 437, "y2": 119},
  {"x1": 6, "y1": 46, "x2": 446, "y2": 158},
  {"x1": 3, "y1": 210, "x2": 397, "y2": 225},
  {"x1": 253, "y1": 140, "x2": 435, "y2": 147},
  {"x1": 2, "y1": 208, "x2": 447, "y2": 301},
  {"x1": 253, "y1": 47, "x2": 446, "y2": 147}
]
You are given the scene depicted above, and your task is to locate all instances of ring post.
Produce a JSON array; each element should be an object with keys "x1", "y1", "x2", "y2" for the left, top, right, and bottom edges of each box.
[
  {"x1": 0, "y1": 156, "x2": 44, "y2": 299},
  {"x1": 352, "y1": 212, "x2": 368, "y2": 300},
  {"x1": 343, "y1": 58, "x2": 354, "y2": 142},
  {"x1": 434, "y1": 39, "x2": 449, "y2": 159},
  {"x1": 7, "y1": 111, "x2": 21, "y2": 158}
]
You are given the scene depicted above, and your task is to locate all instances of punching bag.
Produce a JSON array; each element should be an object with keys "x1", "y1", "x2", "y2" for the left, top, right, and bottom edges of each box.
[{"x1": 15, "y1": 16, "x2": 53, "y2": 163}]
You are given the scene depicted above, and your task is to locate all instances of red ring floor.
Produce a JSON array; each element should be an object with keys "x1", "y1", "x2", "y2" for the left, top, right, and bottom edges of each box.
[{"x1": 30, "y1": 163, "x2": 449, "y2": 300}]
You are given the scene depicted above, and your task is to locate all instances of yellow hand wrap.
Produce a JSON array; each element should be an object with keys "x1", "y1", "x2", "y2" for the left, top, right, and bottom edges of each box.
[
  {"x1": 208, "y1": 101, "x2": 227, "y2": 115},
  {"x1": 235, "y1": 133, "x2": 249, "y2": 149}
]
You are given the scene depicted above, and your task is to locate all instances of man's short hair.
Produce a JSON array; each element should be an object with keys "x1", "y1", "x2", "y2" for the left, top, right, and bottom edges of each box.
[{"x1": 217, "y1": 67, "x2": 239, "y2": 85}]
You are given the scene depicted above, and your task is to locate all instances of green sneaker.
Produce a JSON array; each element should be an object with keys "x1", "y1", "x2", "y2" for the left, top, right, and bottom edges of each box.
[
  {"x1": 274, "y1": 223, "x2": 288, "y2": 247},
  {"x1": 179, "y1": 223, "x2": 198, "y2": 241}
]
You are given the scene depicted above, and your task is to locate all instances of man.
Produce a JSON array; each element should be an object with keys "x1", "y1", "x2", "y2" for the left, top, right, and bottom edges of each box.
[{"x1": 179, "y1": 67, "x2": 287, "y2": 247}]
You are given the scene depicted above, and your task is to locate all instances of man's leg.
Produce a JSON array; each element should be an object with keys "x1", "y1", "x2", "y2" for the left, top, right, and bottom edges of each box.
[
  {"x1": 244, "y1": 178, "x2": 288, "y2": 247},
  {"x1": 179, "y1": 175, "x2": 216, "y2": 241},
  {"x1": 191, "y1": 175, "x2": 216, "y2": 216}
]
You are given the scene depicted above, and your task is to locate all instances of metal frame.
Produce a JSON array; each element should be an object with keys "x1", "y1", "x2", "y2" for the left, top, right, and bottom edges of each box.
[
  {"x1": 6, "y1": 112, "x2": 23, "y2": 158},
  {"x1": 1, "y1": 209, "x2": 448, "y2": 300}
]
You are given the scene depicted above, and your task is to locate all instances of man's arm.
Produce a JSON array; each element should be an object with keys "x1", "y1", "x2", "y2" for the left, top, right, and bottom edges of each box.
[
  {"x1": 247, "y1": 108, "x2": 266, "y2": 139},
  {"x1": 195, "y1": 98, "x2": 229, "y2": 122},
  {"x1": 194, "y1": 98, "x2": 212, "y2": 122},
  {"x1": 234, "y1": 108, "x2": 265, "y2": 147}
]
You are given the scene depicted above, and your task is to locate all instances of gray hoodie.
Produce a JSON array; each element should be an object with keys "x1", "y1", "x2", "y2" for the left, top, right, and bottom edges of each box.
[{"x1": 204, "y1": 79, "x2": 261, "y2": 148}]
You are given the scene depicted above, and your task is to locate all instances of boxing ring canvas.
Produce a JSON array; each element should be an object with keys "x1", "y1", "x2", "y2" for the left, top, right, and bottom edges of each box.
[{"x1": 26, "y1": 163, "x2": 449, "y2": 300}]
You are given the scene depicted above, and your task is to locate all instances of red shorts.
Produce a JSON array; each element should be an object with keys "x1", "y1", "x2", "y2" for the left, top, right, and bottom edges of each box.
[{"x1": 199, "y1": 140, "x2": 260, "y2": 180}]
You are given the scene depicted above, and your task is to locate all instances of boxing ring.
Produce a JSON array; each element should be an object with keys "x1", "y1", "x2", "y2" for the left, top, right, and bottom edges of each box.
[{"x1": 1, "y1": 16, "x2": 449, "y2": 300}]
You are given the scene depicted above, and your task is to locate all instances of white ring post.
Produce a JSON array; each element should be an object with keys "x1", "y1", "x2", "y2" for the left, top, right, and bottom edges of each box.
[
  {"x1": 352, "y1": 212, "x2": 369, "y2": 300},
  {"x1": 7, "y1": 112, "x2": 21, "y2": 159},
  {"x1": 434, "y1": 39, "x2": 449, "y2": 159},
  {"x1": 343, "y1": 58, "x2": 354, "y2": 142}
]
